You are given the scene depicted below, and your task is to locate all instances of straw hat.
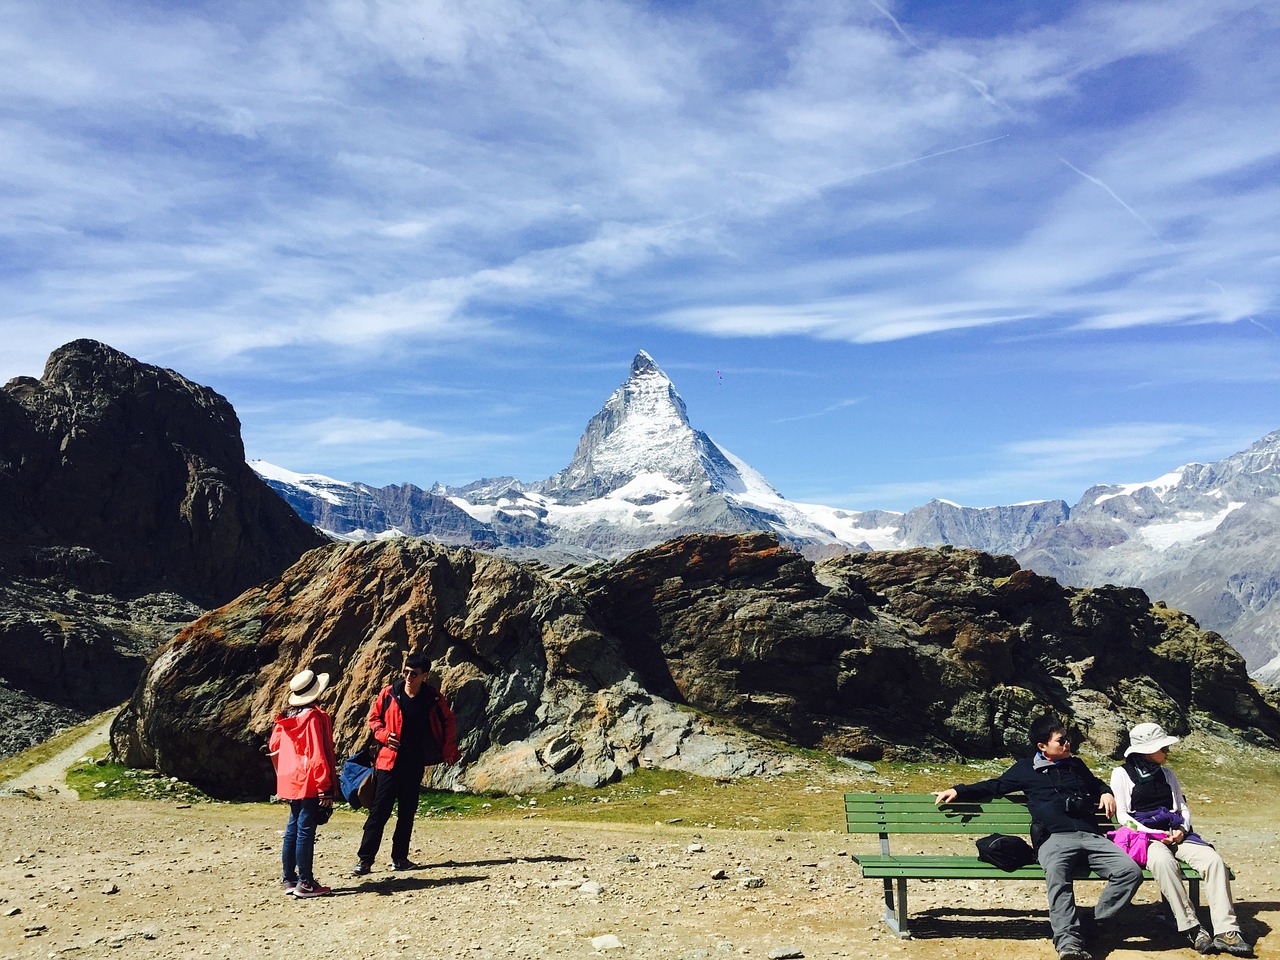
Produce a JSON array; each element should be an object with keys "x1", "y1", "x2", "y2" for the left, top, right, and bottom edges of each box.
[{"x1": 288, "y1": 669, "x2": 330, "y2": 706}]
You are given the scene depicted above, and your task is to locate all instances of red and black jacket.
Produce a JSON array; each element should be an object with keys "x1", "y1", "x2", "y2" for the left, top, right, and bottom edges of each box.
[{"x1": 367, "y1": 680, "x2": 461, "y2": 771}]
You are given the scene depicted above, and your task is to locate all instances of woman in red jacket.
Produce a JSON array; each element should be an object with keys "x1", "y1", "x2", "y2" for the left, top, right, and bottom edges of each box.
[{"x1": 269, "y1": 668, "x2": 338, "y2": 898}]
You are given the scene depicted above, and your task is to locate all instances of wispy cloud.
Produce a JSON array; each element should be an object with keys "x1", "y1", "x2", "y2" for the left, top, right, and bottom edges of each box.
[
  {"x1": 1000, "y1": 423, "x2": 1219, "y2": 473},
  {"x1": 4, "y1": 0, "x2": 1276, "y2": 372},
  {"x1": 773, "y1": 397, "x2": 863, "y2": 424}
]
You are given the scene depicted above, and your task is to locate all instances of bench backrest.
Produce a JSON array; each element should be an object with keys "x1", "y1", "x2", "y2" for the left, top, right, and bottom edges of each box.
[
  {"x1": 845, "y1": 792, "x2": 1109, "y2": 835},
  {"x1": 847, "y1": 793, "x2": 1031, "y2": 835}
]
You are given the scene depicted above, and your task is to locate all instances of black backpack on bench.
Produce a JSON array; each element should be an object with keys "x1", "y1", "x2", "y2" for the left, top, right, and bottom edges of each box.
[{"x1": 975, "y1": 833, "x2": 1036, "y2": 871}]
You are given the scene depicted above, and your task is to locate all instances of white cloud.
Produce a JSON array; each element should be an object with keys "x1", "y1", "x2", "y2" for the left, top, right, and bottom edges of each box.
[
  {"x1": 1001, "y1": 423, "x2": 1218, "y2": 472},
  {"x1": 1, "y1": 0, "x2": 1277, "y2": 509}
]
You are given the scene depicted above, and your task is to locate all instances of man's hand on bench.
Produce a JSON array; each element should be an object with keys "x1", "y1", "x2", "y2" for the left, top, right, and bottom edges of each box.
[{"x1": 932, "y1": 789, "x2": 957, "y2": 805}]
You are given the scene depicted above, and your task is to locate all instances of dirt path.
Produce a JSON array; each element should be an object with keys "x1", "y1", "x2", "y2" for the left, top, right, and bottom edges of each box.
[
  {"x1": 0, "y1": 794, "x2": 1273, "y2": 960},
  {"x1": 1, "y1": 713, "x2": 115, "y2": 799}
]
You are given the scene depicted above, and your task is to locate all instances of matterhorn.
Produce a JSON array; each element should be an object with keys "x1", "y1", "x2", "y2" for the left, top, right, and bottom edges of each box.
[
  {"x1": 541, "y1": 351, "x2": 757, "y2": 502},
  {"x1": 256, "y1": 352, "x2": 849, "y2": 559}
]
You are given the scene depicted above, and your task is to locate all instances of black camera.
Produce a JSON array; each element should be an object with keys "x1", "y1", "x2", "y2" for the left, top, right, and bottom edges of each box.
[{"x1": 1063, "y1": 795, "x2": 1094, "y2": 818}]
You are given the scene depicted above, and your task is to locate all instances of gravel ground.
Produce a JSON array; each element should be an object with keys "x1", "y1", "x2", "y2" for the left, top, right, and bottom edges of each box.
[
  {"x1": 2, "y1": 721, "x2": 1273, "y2": 960},
  {"x1": 0, "y1": 795, "x2": 1273, "y2": 960}
]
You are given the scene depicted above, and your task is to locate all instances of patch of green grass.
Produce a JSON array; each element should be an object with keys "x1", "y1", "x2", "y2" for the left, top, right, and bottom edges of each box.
[
  {"x1": 65, "y1": 744, "x2": 218, "y2": 804},
  {"x1": 25, "y1": 716, "x2": 1280, "y2": 839},
  {"x1": 415, "y1": 766, "x2": 893, "y2": 832},
  {"x1": 416, "y1": 788, "x2": 519, "y2": 818}
]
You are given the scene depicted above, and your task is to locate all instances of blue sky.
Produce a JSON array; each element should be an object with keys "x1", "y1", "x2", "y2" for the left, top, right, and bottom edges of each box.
[{"x1": 3, "y1": 0, "x2": 1279, "y2": 512}]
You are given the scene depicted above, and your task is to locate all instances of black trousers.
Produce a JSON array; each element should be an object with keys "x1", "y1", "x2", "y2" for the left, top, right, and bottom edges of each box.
[{"x1": 357, "y1": 763, "x2": 423, "y2": 864}]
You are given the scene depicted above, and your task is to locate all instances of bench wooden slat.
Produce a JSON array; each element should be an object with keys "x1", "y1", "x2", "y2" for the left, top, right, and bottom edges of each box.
[
  {"x1": 854, "y1": 854, "x2": 1209, "y2": 882},
  {"x1": 847, "y1": 792, "x2": 1110, "y2": 834}
]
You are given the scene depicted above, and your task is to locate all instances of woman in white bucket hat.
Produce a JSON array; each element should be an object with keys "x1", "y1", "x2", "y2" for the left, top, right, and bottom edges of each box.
[
  {"x1": 1110, "y1": 722, "x2": 1252, "y2": 956},
  {"x1": 269, "y1": 668, "x2": 338, "y2": 899}
]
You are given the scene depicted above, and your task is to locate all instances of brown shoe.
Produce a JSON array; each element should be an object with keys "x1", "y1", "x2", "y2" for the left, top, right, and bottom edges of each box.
[{"x1": 1211, "y1": 931, "x2": 1253, "y2": 957}]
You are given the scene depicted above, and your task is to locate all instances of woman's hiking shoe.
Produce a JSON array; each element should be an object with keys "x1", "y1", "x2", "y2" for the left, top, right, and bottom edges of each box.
[
  {"x1": 1185, "y1": 927, "x2": 1215, "y2": 954},
  {"x1": 350, "y1": 861, "x2": 372, "y2": 876},
  {"x1": 1211, "y1": 931, "x2": 1253, "y2": 956},
  {"x1": 292, "y1": 880, "x2": 331, "y2": 898},
  {"x1": 282, "y1": 878, "x2": 297, "y2": 895}
]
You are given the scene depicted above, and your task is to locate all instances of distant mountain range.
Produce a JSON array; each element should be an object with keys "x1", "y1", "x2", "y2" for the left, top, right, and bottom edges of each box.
[{"x1": 253, "y1": 352, "x2": 1280, "y2": 680}]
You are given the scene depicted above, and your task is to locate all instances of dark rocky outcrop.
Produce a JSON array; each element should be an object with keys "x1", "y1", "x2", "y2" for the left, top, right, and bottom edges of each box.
[
  {"x1": 578, "y1": 537, "x2": 1280, "y2": 760},
  {"x1": 112, "y1": 533, "x2": 1280, "y2": 799},
  {"x1": 1, "y1": 340, "x2": 328, "y2": 755},
  {"x1": 0, "y1": 578, "x2": 201, "y2": 754},
  {"x1": 1, "y1": 340, "x2": 326, "y2": 603}
]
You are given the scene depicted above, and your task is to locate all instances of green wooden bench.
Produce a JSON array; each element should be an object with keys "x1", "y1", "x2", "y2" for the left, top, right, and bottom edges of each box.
[{"x1": 846, "y1": 792, "x2": 1222, "y2": 939}]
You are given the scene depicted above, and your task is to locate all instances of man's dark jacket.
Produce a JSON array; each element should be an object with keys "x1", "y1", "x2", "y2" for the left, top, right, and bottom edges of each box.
[{"x1": 949, "y1": 755, "x2": 1112, "y2": 835}]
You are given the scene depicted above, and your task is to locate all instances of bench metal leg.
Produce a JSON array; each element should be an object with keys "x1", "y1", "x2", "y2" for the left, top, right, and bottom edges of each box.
[
  {"x1": 882, "y1": 878, "x2": 911, "y2": 939},
  {"x1": 1189, "y1": 878, "x2": 1200, "y2": 909}
]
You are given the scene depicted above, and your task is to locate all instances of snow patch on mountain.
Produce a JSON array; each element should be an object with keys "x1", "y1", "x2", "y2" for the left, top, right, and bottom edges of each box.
[
  {"x1": 788, "y1": 502, "x2": 904, "y2": 551},
  {"x1": 251, "y1": 460, "x2": 351, "y2": 506},
  {"x1": 1133, "y1": 502, "x2": 1245, "y2": 551},
  {"x1": 1094, "y1": 468, "x2": 1189, "y2": 505}
]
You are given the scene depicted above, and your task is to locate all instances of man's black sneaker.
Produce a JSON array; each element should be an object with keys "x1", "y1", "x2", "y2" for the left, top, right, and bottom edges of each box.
[
  {"x1": 350, "y1": 861, "x2": 372, "y2": 876},
  {"x1": 391, "y1": 857, "x2": 422, "y2": 871}
]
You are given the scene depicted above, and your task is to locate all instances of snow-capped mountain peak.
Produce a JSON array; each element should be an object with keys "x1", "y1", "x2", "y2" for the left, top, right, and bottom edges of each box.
[{"x1": 537, "y1": 351, "x2": 774, "y2": 504}]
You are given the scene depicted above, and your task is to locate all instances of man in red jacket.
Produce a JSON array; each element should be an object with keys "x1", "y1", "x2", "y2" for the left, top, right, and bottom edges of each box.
[{"x1": 352, "y1": 652, "x2": 461, "y2": 875}]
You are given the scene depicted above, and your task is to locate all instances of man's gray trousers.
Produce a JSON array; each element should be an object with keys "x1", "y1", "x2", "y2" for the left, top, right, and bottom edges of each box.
[{"x1": 1037, "y1": 830, "x2": 1144, "y2": 955}]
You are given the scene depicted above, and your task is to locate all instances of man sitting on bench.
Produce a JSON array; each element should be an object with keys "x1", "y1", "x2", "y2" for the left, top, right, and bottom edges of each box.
[{"x1": 932, "y1": 715, "x2": 1143, "y2": 960}]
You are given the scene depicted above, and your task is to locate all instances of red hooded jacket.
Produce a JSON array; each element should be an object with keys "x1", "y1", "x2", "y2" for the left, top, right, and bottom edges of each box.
[
  {"x1": 269, "y1": 705, "x2": 338, "y2": 800},
  {"x1": 368, "y1": 681, "x2": 461, "y2": 772}
]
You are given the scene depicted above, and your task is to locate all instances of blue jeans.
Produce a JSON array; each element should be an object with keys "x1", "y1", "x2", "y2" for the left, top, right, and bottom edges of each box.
[{"x1": 283, "y1": 797, "x2": 321, "y2": 884}]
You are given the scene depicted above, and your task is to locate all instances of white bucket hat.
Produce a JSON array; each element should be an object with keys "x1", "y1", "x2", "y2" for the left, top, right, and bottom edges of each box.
[
  {"x1": 288, "y1": 668, "x2": 330, "y2": 706},
  {"x1": 1125, "y1": 721, "x2": 1180, "y2": 756}
]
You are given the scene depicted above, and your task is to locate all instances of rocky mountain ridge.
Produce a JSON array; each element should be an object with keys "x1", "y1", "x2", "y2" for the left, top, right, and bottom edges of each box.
[
  {"x1": 1017, "y1": 430, "x2": 1280, "y2": 674},
  {"x1": 112, "y1": 533, "x2": 1280, "y2": 799},
  {"x1": 257, "y1": 352, "x2": 1072, "y2": 561},
  {"x1": 258, "y1": 352, "x2": 843, "y2": 558}
]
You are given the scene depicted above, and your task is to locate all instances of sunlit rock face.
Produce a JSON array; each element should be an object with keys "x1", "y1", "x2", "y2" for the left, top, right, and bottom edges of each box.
[{"x1": 112, "y1": 534, "x2": 1280, "y2": 799}]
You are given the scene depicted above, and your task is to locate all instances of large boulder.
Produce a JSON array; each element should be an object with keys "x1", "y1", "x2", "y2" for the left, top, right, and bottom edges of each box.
[
  {"x1": 578, "y1": 538, "x2": 1280, "y2": 760},
  {"x1": 111, "y1": 539, "x2": 789, "y2": 798},
  {"x1": 112, "y1": 534, "x2": 1280, "y2": 798}
]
